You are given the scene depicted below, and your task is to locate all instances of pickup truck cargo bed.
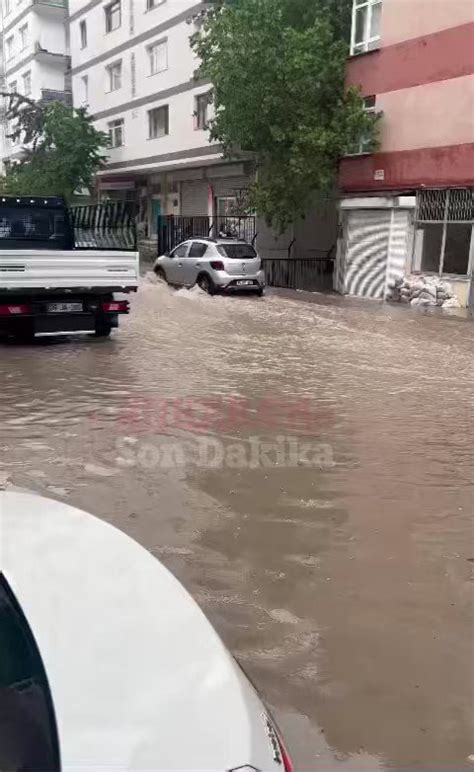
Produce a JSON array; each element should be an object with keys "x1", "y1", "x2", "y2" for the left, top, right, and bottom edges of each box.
[{"x1": 0, "y1": 249, "x2": 139, "y2": 292}]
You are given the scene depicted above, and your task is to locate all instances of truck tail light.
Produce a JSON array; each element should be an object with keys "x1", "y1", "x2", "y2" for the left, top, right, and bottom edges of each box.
[
  {"x1": 0, "y1": 304, "x2": 32, "y2": 316},
  {"x1": 210, "y1": 261, "x2": 225, "y2": 271},
  {"x1": 102, "y1": 300, "x2": 129, "y2": 313}
]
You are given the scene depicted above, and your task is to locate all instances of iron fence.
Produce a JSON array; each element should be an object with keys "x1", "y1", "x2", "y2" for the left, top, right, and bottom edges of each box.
[
  {"x1": 69, "y1": 202, "x2": 137, "y2": 251},
  {"x1": 262, "y1": 256, "x2": 334, "y2": 293},
  {"x1": 157, "y1": 214, "x2": 257, "y2": 254}
]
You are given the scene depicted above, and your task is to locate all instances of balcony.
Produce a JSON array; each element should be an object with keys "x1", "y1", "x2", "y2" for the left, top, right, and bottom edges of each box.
[
  {"x1": 32, "y1": 0, "x2": 67, "y2": 16},
  {"x1": 34, "y1": 42, "x2": 70, "y2": 68},
  {"x1": 41, "y1": 89, "x2": 72, "y2": 105}
]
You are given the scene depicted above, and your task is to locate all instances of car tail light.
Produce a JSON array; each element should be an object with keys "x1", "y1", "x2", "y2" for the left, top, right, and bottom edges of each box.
[
  {"x1": 210, "y1": 261, "x2": 225, "y2": 271},
  {"x1": 0, "y1": 304, "x2": 32, "y2": 316},
  {"x1": 102, "y1": 300, "x2": 129, "y2": 313}
]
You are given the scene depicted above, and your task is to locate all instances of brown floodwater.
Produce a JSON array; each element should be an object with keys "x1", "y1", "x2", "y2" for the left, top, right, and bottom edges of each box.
[{"x1": 1, "y1": 278, "x2": 473, "y2": 769}]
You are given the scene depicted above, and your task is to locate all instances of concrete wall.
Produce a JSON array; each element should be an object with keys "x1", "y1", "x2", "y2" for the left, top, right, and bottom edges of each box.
[{"x1": 381, "y1": 0, "x2": 474, "y2": 46}]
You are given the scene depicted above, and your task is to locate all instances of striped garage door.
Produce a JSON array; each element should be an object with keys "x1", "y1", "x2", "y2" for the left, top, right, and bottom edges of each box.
[{"x1": 343, "y1": 210, "x2": 391, "y2": 299}]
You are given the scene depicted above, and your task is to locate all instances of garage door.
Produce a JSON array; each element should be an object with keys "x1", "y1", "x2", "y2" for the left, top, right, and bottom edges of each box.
[{"x1": 343, "y1": 210, "x2": 391, "y2": 298}]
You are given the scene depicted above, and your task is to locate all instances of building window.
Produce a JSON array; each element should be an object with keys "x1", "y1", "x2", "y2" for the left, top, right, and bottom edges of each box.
[
  {"x1": 106, "y1": 61, "x2": 122, "y2": 92},
  {"x1": 80, "y1": 20, "x2": 87, "y2": 48},
  {"x1": 130, "y1": 52, "x2": 136, "y2": 97},
  {"x1": 9, "y1": 80, "x2": 17, "y2": 94},
  {"x1": 22, "y1": 70, "x2": 31, "y2": 96},
  {"x1": 5, "y1": 35, "x2": 14, "y2": 61},
  {"x1": 346, "y1": 95, "x2": 376, "y2": 155},
  {"x1": 194, "y1": 93, "x2": 209, "y2": 130},
  {"x1": 108, "y1": 118, "x2": 124, "y2": 147},
  {"x1": 148, "y1": 105, "x2": 169, "y2": 139},
  {"x1": 105, "y1": 0, "x2": 121, "y2": 33},
  {"x1": 146, "y1": 0, "x2": 165, "y2": 10},
  {"x1": 147, "y1": 39, "x2": 167, "y2": 75},
  {"x1": 19, "y1": 23, "x2": 28, "y2": 51},
  {"x1": 413, "y1": 189, "x2": 474, "y2": 277},
  {"x1": 351, "y1": 0, "x2": 382, "y2": 55},
  {"x1": 81, "y1": 74, "x2": 88, "y2": 104},
  {"x1": 4, "y1": 0, "x2": 11, "y2": 15}
]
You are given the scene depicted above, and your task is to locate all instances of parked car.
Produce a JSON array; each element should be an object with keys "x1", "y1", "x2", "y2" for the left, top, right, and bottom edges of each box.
[
  {"x1": 154, "y1": 237, "x2": 266, "y2": 296},
  {"x1": 0, "y1": 490, "x2": 292, "y2": 770}
]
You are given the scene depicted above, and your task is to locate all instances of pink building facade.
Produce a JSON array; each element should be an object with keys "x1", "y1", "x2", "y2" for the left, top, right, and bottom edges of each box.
[{"x1": 335, "y1": 0, "x2": 474, "y2": 306}]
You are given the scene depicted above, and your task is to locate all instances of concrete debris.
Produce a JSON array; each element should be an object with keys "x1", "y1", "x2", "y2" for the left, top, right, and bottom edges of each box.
[{"x1": 387, "y1": 275, "x2": 460, "y2": 308}]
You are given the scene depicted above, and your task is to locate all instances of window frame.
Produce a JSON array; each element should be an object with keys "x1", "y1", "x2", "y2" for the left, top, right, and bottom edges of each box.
[
  {"x1": 194, "y1": 92, "x2": 209, "y2": 131},
  {"x1": 413, "y1": 189, "x2": 474, "y2": 278},
  {"x1": 9, "y1": 79, "x2": 17, "y2": 94},
  {"x1": 104, "y1": 0, "x2": 121, "y2": 33},
  {"x1": 4, "y1": 0, "x2": 11, "y2": 15},
  {"x1": 147, "y1": 38, "x2": 168, "y2": 76},
  {"x1": 105, "y1": 60, "x2": 122, "y2": 92},
  {"x1": 350, "y1": 0, "x2": 382, "y2": 56},
  {"x1": 22, "y1": 70, "x2": 31, "y2": 96},
  {"x1": 19, "y1": 22, "x2": 28, "y2": 51},
  {"x1": 146, "y1": 0, "x2": 166, "y2": 11},
  {"x1": 80, "y1": 19, "x2": 87, "y2": 49},
  {"x1": 81, "y1": 74, "x2": 89, "y2": 105},
  {"x1": 345, "y1": 95, "x2": 376, "y2": 156},
  {"x1": 148, "y1": 104, "x2": 169, "y2": 139},
  {"x1": 108, "y1": 117, "x2": 124, "y2": 148},
  {"x1": 5, "y1": 34, "x2": 14, "y2": 61}
]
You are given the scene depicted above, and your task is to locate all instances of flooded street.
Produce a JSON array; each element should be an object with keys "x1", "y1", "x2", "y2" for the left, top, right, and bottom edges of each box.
[{"x1": 1, "y1": 278, "x2": 473, "y2": 769}]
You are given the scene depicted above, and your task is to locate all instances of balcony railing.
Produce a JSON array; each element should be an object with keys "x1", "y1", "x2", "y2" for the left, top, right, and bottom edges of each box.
[
  {"x1": 33, "y1": 0, "x2": 67, "y2": 9},
  {"x1": 41, "y1": 89, "x2": 72, "y2": 105}
]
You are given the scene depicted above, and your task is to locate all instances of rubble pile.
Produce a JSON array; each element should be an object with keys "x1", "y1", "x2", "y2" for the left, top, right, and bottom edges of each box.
[{"x1": 387, "y1": 275, "x2": 461, "y2": 308}]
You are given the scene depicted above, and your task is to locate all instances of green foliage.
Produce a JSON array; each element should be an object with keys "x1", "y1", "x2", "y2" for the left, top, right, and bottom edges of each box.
[
  {"x1": 0, "y1": 95, "x2": 110, "y2": 202},
  {"x1": 192, "y1": 0, "x2": 379, "y2": 231}
]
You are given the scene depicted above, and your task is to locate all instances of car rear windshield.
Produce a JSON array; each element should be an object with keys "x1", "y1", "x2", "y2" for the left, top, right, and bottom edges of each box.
[{"x1": 216, "y1": 244, "x2": 257, "y2": 259}]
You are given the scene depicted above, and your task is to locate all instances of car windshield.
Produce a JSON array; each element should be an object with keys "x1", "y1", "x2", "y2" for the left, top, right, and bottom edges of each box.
[
  {"x1": 216, "y1": 243, "x2": 257, "y2": 259},
  {"x1": 0, "y1": 574, "x2": 60, "y2": 770}
]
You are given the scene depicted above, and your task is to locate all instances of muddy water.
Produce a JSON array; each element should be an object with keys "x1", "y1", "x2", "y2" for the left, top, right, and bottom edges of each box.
[{"x1": 1, "y1": 279, "x2": 473, "y2": 769}]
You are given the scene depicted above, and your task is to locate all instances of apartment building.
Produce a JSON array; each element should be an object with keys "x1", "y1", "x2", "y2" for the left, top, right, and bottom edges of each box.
[
  {"x1": 68, "y1": 0, "x2": 255, "y2": 237},
  {"x1": 336, "y1": 0, "x2": 474, "y2": 305},
  {"x1": 0, "y1": 0, "x2": 70, "y2": 163}
]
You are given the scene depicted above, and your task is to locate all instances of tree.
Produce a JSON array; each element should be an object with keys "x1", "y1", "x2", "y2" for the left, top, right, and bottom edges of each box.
[
  {"x1": 192, "y1": 0, "x2": 379, "y2": 231},
  {"x1": 0, "y1": 94, "x2": 110, "y2": 201}
]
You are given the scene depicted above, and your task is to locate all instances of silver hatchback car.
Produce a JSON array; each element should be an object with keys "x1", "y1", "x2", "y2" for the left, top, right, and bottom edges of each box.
[{"x1": 153, "y1": 237, "x2": 266, "y2": 295}]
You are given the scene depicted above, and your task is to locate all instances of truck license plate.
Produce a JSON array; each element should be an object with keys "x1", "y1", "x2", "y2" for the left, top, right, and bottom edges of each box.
[
  {"x1": 47, "y1": 302, "x2": 83, "y2": 313},
  {"x1": 236, "y1": 280, "x2": 254, "y2": 286}
]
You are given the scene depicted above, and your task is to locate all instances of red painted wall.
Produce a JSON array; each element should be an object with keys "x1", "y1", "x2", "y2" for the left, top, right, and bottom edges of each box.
[
  {"x1": 341, "y1": 21, "x2": 474, "y2": 192},
  {"x1": 346, "y1": 22, "x2": 474, "y2": 96},
  {"x1": 339, "y1": 143, "x2": 474, "y2": 192}
]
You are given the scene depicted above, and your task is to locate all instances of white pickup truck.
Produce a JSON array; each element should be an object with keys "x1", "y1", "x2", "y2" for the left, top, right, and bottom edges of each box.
[{"x1": 0, "y1": 196, "x2": 139, "y2": 339}]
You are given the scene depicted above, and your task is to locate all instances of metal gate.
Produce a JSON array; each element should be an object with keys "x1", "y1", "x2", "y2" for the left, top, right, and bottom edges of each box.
[{"x1": 157, "y1": 214, "x2": 256, "y2": 254}]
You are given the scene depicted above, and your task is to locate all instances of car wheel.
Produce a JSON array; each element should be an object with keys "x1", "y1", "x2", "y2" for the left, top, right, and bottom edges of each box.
[
  {"x1": 197, "y1": 274, "x2": 216, "y2": 295},
  {"x1": 154, "y1": 266, "x2": 167, "y2": 283},
  {"x1": 256, "y1": 287, "x2": 265, "y2": 297}
]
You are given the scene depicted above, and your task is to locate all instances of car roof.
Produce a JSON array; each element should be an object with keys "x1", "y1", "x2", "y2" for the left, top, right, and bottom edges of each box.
[
  {"x1": 177, "y1": 238, "x2": 252, "y2": 245},
  {"x1": 0, "y1": 490, "x2": 274, "y2": 768}
]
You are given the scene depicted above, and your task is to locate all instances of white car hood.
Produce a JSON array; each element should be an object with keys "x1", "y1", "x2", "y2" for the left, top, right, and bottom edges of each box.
[{"x1": 0, "y1": 491, "x2": 279, "y2": 770}]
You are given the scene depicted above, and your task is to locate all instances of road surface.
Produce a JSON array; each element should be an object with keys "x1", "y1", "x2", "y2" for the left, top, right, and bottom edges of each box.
[{"x1": 1, "y1": 277, "x2": 473, "y2": 768}]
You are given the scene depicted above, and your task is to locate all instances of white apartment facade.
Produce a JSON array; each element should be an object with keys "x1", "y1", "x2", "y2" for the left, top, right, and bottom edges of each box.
[
  {"x1": 69, "y1": 0, "x2": 255, "y2": 236},
  {"x1": 0, "y1": 0, "x2": 70, "y2": 163}
]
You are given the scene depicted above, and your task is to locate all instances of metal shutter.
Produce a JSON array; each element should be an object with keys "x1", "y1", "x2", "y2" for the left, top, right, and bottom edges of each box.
[{"x1": 344, "y1": 210, "x2": 391, "y2": 298}]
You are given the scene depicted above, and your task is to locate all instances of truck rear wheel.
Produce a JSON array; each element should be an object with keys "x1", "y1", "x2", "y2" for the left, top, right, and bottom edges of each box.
[{"x1": 94, "y1": 321, "x2": 112, "y2": 338}]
